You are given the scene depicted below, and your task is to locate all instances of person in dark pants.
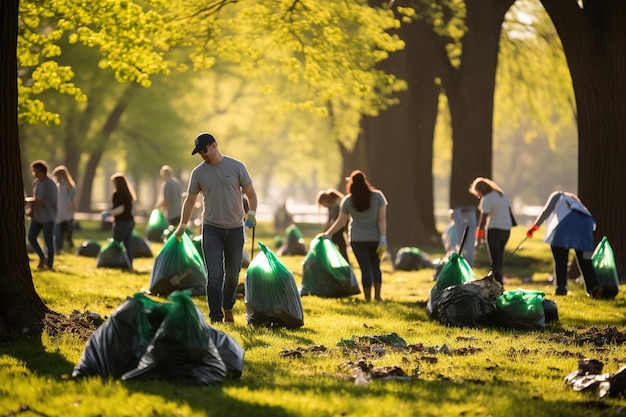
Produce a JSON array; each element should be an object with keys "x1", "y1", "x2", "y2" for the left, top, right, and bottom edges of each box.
[
  {"x1": 174, "y1": 133, "x2": 258, "y2": 324},
  {"x1": 26, "y1": 160, "x2": 57, "y2": 270},
  {"x1": 469, "y1": 177, "x2": 514, "y2": 285},
  {"x1": 105, "y1": 173, "x2": 136, "y2": 271},
  {"x1": 527, "y1": 191, "x2": 602, "y2": 298},
  {"x1": 323, "y1": 170, "x2": 387, "y2": 302}
]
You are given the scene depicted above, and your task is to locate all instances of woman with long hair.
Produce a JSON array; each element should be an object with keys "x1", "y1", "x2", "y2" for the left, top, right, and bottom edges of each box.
[
  {"x1": 52, "y1": 165, "x2": 77, "y2": 253},
  {"x1": 324, "y1": 170, "x2": 387, "y2": 301},
  {"x1": 469, "y1": 177, "x2": 514, "y2": 285},
  {"x1": 107, "y1": 173, "x2": 136, "y2": 270}
]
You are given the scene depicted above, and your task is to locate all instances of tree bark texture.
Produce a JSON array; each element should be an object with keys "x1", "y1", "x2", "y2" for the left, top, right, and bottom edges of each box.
[
  {"x1": 540, "y1": 0, "x2": 626, "y2": 278},
  {"x1": 0, "y1": 0, "x2": 50, "y2": 338},
  {"x1": 353, "y1": 2, "x2": 442, "y2": 249},
  {"x1": 444, "y1": 0, "x2": 515, "y2": 209}
]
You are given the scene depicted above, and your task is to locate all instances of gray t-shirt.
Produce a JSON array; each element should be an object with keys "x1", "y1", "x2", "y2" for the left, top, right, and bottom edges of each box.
[
  {"x1": 341, "y1": 190, "x2": 387, "y2": 242},
  {"x1": 188, "y1": 156, "x2": 253, "y2": 229},
  {"x1": 161, "y1": 177, "x2": 182, "y2": 220},
  {"x1": 33, "y1": 176, "x2": 57, "y2": 223}
]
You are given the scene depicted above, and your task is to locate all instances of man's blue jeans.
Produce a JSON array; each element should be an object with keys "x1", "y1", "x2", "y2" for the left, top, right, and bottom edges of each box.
[
  {"x1": 202, "y1": 224, "x2": 244, "y2": 322},
  {"x1": 28, "y1": 220, "x2": 55, "y2": 268}
]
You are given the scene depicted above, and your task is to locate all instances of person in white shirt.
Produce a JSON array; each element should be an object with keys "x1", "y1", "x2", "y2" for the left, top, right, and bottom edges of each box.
[{"x1": 469, "y1": 177, "x2": 514, "y2": 285}]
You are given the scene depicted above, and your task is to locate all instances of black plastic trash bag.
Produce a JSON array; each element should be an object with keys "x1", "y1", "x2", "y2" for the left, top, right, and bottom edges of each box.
[
  {"x1": 590, "y1": 236, "x2": 620, "y2": 299},
  {"x1": 496, "y1": 289, "x2": 546, "y2": 330},
  {"x1": 426, "y1": 253, "x2": 475, "y2": 320},
  {"x1": 73, "y1": 292, "x2": 244, "y2": 384},
  {"x1": 72, "y1": 293, "x2": 170, "y2": 379},
  {"x1": 149, "y1": 234, "x2": 207, "y2": 296},
  {"x1": 96, "y1": 239, "x2": 132, "y2": 271},
  {"x1": 301, "y1": 236, "x2": 360, "y2": 298},
  {"x1": 277, "y1": 224, "x2": 307, "y2": 256},
  {"x1": 211, "y1": 328, "x2": 245, "y2": 379},
  {"x1": 542, "y1": 299, "x2": 559, "y2": 323},
  {"x1": 131, "y1": 232, "x2": 153, "y2": 258},
  {"x1": 145, "y1": 209, "x2": 168, "y2": 242},
  {"x1": 121, "y1": 292, "x2": 228, "y2": 385},
  {"x1": 244, "y1": 241, "x2": 304, "y2": 328},
  {"x1": 394, "y1": 247, "x2": 434, "y2": 271},
  {"x1": 76, "y1": 240, "x2": 101, "y2": 257},
  {"x1": 437, "y1": 274, "x2": 503, "y2": 328}
]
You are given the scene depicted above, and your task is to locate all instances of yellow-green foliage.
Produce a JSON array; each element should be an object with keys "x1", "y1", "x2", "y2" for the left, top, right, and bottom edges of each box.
[{"x1": 2, "y1": 223, "x2": 625, "y2": 416}]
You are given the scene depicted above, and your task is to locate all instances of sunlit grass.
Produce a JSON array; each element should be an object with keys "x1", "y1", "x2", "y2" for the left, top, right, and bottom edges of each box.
[{"x1": 3, "y1": 222, "x2": 625, "y2": 416}]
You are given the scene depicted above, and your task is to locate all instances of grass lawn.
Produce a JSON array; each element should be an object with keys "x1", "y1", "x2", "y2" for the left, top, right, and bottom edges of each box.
[{"x1": 2, "y1": 220, "x2": 625, "y2": 417}]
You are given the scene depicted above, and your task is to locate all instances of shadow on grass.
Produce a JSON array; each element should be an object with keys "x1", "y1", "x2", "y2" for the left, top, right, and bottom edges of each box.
[{"x1": 0, "y1": 334, "x2": 75, "y2": 378}]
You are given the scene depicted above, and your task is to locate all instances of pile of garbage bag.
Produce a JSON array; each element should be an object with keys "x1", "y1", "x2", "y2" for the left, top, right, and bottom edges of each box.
[{"x1": 72, "y1": 291, "x2": 244, "y2": 384}]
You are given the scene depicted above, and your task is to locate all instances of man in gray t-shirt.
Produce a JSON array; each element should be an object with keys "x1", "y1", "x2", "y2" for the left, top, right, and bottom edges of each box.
[
  {"x1": 156, "y1": 165, "x2": 182, "y2": 225},
  {"x1": 27, "y1": 160, "x2": 57, "y2": 270},
  {"x1": 175, "y1": 133, "x2": 258, "y2": 324}
]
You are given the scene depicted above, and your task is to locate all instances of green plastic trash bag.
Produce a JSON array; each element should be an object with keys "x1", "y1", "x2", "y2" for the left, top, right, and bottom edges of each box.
[
  {"x1": 96, "y1": 239, "x2": 131, "y2": 270},
  {"x1": 301, "y1": 236, "x2": 360, "y2": 298},
  {"x1": 76, "y1": 239, "x2": 101, "y2": 257},
  {"x1": 394, "y1": 247, "x2": 434, "y2": 271},
  {"x1": 131, "y1": 232, "x2": 153, "y2": 258},
  {"x1": 277, "y1": 224, "x2": 307, "y2": 256},
  {"x1": 121, "y1": 292, "x2": 228, "y2": 385},
  {"x1": 496, "y1": 289, "x2": 546, "y2": 330},
  {"x1": 149, "y1": 234, "x2": 207, "y2": 296},
  {"x1": 591, "y1": 236, "x2": 620, "y2": 299},
  {"x1": 244, "y1": 241, "x2": 304, "y2": 328},
  {"x1": 426, "y1": 253, "x2": 475, "y2": 319},
  {"x1": 146, "y1": 209, "x2": 168, "y2": 242},
  {"x1": 72, "y1": 293, "x2": 171, "y2": 379}
]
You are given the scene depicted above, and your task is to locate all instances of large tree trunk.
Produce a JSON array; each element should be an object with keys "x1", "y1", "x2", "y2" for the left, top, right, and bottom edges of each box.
[
  {"x1": 445, "y1": 0, "x2": 515, "y2": 208},
  {"x1": 0, "y1": 0, "x2": 50, "y2": 338},
  {"x1": 353, "y1": 3, "x2": 442, "y2": 250},
  {"x1": 540, "y1": 0, "x2": 626, "y2": 279}
]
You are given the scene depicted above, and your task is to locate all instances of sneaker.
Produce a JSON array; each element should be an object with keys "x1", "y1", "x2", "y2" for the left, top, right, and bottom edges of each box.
[
  {"x1": 223, "y1": 309, "x2": 234, "y2": 323},
  {"x1": 555, "y1": 286, "x2": 568, "y2": 296}
]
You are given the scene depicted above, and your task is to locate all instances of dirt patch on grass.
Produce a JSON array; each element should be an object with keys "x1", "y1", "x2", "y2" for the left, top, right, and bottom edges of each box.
[
  {"x1": 549, "y1": 326, "x2": 626, "y2": 347},
  {"x1": 43, "y1": 310, "x2": 105, "y2": 341}
]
